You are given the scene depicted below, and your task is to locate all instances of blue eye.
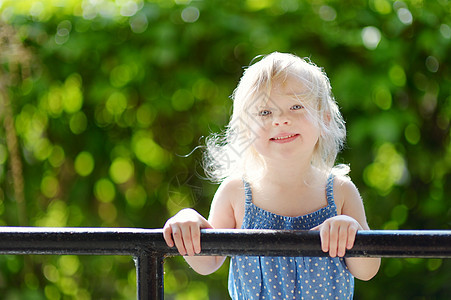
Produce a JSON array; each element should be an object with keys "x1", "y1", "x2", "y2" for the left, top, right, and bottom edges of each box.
[
  {"x1": 291, "y1": 104, "x2": 304, "y2": 110},
  {"x1": 258, "y1": 110, "x2": 272, "y2": 116}
]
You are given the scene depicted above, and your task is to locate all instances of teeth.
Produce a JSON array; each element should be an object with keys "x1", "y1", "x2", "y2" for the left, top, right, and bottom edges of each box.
[{"x1": 273, "y1": 134, "x2": 296, "y2": 140}]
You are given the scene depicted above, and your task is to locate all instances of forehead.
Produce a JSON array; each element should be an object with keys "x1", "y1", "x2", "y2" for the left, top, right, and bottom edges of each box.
[
  {"x1": 250, "y1": 76, "x2": 309, "y2": 108},
  {"x1": 271, "y1": 75, "x2": 307, "y2": 95}
]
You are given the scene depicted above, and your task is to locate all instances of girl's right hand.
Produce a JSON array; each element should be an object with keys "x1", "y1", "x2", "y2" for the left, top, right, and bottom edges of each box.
[{"x1": 163, "y1": 208, "x2": 213, "y2": 256}]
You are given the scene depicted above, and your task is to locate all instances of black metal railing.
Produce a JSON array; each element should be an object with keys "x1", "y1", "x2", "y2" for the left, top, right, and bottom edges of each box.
[{"x1": 0, "y1": 227, "x2": 450, "y2": 299}]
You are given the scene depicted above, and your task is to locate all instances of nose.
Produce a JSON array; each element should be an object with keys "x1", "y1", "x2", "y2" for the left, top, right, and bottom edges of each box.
[{"x1": 272, "y1": 113, "x2": 291, "y2": 126}]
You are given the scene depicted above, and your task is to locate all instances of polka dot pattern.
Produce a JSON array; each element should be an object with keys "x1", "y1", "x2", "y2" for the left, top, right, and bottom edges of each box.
[{"x1": 228, "y1": 175, "x2": 354, "y2": 299}]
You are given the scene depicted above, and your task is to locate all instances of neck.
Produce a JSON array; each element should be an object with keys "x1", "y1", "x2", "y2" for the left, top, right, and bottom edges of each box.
[{"x1": 258, "y1": 156, "x2": 319, "y2": 187}]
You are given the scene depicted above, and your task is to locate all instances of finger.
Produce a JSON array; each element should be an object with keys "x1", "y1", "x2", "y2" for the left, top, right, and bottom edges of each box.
[
  {"x1": 162, "y1": 224, "x2": 174, "y2": 247},
  {"x1": 171, "y1": 225, "x2": 188, "y2": 256},
  {"x1": 200, "y1": 218, "x2": 214, "y2": 230},
  {"x1": 191, "y1": 226, "x2": 202, "y2": 254},
  {"x1": 180, "y1": 225, "x2": 196, "y2": 256},
  {"x1": 346, "y1": 226, "x2": 358, "y2": 250},
  {"x1": 319, "y1": 224, "x2": 330, "y2": 253},
  {"x1": 337, "y1": 225, "x2": 348, "y2": 257},
  {"x1": 310, "y1": 225, "x2": 320, "y2": 231},
  {"x1": 328, "y1": 224, "x2": 339, "y2": 257}
]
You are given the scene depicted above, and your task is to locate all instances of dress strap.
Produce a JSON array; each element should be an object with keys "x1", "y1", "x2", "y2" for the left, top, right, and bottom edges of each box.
[
  {"x1": 243, "y1": 181, "x2": 253, "y2": 204},
  {"x1": 326, "y1": 174, "x2": 335, "y2": 205},
  {"x1": 244, "y1": 176, "x2": 334, "y2": 206}
]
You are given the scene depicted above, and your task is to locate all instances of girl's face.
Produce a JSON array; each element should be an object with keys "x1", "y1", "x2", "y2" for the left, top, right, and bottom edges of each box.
[{"x1": 247, "y1": 76, "x2": 321, "y2": 163}]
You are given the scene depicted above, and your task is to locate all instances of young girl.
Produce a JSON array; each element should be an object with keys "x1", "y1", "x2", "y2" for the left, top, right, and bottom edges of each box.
[{"x1": 163, "y1": 52, "x2": 380, "y2": 299}]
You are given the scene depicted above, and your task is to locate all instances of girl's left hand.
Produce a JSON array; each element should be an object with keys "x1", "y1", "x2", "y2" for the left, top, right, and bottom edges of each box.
[{"x1": 311, "y1": 215, "x2": 363, "y2": 257}]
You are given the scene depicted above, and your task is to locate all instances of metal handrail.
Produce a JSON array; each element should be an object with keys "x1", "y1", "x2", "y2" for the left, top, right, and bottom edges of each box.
[{"x1": 0, "y1": 227, "x2": 450, "y2": 299}]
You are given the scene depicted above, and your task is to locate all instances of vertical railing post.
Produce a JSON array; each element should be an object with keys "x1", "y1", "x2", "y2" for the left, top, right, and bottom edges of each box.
[{"x1": 135, "y1": 253, "x2": 164, "y2": 300}]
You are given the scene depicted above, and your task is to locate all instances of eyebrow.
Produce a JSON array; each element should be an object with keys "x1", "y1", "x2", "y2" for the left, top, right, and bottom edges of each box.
[
  {"x1": 256, "y1": 105, "x2": 275, "y2": 110},
  {"x1": 287, "y1": 92, "x2": 308, "y2": 98}
]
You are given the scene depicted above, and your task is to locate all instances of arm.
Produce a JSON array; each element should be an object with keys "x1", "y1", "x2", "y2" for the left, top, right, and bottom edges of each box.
[
  {"x1": 312, "y1": 177, "x2": 381, "y2": 281},
  {"x1": 163, "y1": 178, "x2": 240, "y2": 275}
]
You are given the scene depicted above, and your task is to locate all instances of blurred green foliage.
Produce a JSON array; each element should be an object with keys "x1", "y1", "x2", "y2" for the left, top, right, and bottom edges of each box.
[{"x1": 0, "y1": 0, "x2": 450, "y2": 299}]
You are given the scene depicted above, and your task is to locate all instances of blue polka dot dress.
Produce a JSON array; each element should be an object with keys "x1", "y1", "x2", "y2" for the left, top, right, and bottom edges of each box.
[{"x1": 228, "y1": 175, "x2": 354, "y2": 299}]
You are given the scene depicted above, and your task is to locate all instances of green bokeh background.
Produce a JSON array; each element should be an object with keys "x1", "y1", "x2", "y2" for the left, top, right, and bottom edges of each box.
[{"x1": 0, "y1": 0, "x2": 450, "y2": 299}]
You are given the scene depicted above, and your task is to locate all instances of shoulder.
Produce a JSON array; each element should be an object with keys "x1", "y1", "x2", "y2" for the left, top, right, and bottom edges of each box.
[
  {"x1": 332, "y1": 175, "x2": 362, "y2": 212},
  {"x1": 333, "y1": 175, "x2": 359, "y2": 194},
  {"x1": 214, "y1": 177, "x2": 245, "y2": 201},
  {"x1": 208, "y1": 177, "x2": 245, "y2": 229},
  {"x1": 332, "y1": 174, "x2": 370, "y2": 229}
]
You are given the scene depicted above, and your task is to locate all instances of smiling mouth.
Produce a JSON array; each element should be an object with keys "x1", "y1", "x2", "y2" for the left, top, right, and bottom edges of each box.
[{"x1": 270, "y1": 134, "x2": 300, "y2": 141}]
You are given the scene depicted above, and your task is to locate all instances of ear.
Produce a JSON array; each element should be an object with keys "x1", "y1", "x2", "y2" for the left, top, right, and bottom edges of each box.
[
  {"x1": 318, "y1": 112, "x2": 331, "y2": 138},
  {"x1": 324, "y1": 112, "x2": 331, "y2": 125}
]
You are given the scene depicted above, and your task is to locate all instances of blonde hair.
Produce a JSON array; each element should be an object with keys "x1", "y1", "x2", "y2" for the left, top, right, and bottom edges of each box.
[{"x1": 203, "y1": 52, "x2": 348, "y2": 183}]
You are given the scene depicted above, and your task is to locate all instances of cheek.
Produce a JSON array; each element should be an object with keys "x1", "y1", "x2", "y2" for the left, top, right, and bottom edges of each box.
[
  {"x1": 248, "y1": 127, "x2": 267, "y2": 150},
  {"x1": 239, "y1": 124, "x2": 265, "y2": 153},
  {"x1": 248, "y1": 121, "x2": 267, "y2": 139},
  {"x1": 250, "y1": 138, "x2": 267, "y2": 157},
  {"x1": 302, "y1": 116, "x2": 321, "y2": 133}
]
